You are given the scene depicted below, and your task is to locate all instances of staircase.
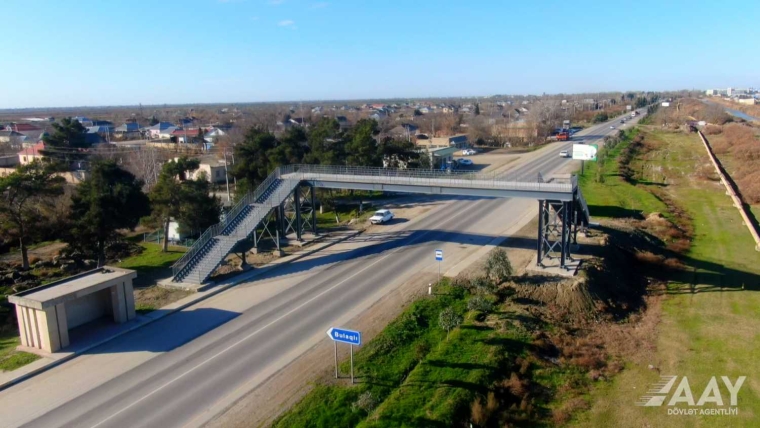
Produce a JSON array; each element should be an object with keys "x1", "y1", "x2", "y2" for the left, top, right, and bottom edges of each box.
[
  {"x1": 172, "y1": 173, "x2": 299, "y2": 284},
  {"x1": 572, "y1": 176, "x2": 591, "y2": 226}
]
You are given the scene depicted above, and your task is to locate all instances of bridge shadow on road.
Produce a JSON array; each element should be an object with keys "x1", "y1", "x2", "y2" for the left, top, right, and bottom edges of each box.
[{"x1": 240, "y1": 229, "x2": 539, "y2": 286}]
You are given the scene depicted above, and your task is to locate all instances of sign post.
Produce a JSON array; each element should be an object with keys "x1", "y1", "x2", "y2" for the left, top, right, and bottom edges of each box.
[
  {"x1": 327, "y1": 327, "x2": 362, "y2": 384},
  {"x1": 435, "y1": 249, "x2": 443, "y2": 284}
]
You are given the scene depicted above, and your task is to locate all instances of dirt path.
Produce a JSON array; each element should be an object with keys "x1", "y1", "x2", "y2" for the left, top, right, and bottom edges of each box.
[{"x1": 0, "y1": 242, "x2": 67, "y2": 265}]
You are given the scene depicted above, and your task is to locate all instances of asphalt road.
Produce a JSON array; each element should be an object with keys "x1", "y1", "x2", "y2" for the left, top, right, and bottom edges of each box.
[{"x1": 5, "y1": 113, "x2": 640, "y2": 428}]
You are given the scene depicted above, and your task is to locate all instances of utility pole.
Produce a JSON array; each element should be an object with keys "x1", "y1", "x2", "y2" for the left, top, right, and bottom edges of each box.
[{"x1": 222, "y1": 150, "x2": 231, "y2": 202}]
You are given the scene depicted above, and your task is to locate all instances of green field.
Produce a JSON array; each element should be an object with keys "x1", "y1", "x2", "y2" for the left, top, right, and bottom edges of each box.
[
  {"x1": 577, "y1": 131, "x2": 668, "y2": 220},
  {"x1": 117, "y1": 242, "x2": 187, "y2": 286},
  {"x1": 575, "y1": 129, "x2": 760, "y2": 427},
  {"x1": 0, "y1": 333, "x2": 40, "y2": 372}
]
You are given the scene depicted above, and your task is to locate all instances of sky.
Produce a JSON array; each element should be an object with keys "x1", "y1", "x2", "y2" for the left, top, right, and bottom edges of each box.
[{"x1": 1, "y1": 0, "x2": 759, "y2": 108}]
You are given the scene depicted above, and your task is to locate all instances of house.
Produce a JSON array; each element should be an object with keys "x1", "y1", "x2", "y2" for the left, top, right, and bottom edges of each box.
[
  {"x1": 145, "y1": 122, "x2": 176, "y2": 139},
  {"x1": 335, "y1": 116, "x2": 351, "y2": 130},
  {"x1": 114, "y1": 122, "x2": 141, "y2": 138},
  {"x1": 171, "y1": 128, "x2": 205, "y2": 144},
  {"x1": 9, "y1": 123, "x2": 46, "y2": 143},
  {"x1": 0, "y1": 130, "x2": 26, "y2": 146},
  {"x1": 175, "y1": 155, "x2": 228, "y2": 184},
  {"x1": 389, "y1": 123, "x2": 419, "y2": 140},
  {"x1": 369, "y1": 111, "x2": 387, "y2": 121},
  {"x1": 73, "y1": 116, "x2": 94, "y2": 127},
  {"x1": 18, "y1": 141, "x2": 46, "y2": 165},
  {"x1": 311, "y1": 106, "x2": 323, "y2": 114},
  {"x1": 415, "y1": 134, "x2": 468, "y2": 149},
  {"x1": 203, "y1": 127, "x2": 227, "y2": 144}
]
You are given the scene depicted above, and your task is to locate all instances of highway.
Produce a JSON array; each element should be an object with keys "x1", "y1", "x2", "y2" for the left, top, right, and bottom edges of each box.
[{"x1": 0, "y1": 113, "x2": 640, "y2": 428}]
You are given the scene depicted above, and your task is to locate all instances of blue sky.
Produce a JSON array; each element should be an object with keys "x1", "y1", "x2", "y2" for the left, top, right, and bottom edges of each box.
[{"x1": 1, "y1": 0, "x2": 758, "y2": 108}]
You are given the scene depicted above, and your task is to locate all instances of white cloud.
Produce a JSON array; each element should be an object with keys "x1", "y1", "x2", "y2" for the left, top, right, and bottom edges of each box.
[
  {"x1": 310, "y1": 2, "x2": 328, "y2": 8},
  {"x1": 278, "y1": 19, "x2": 295, "y2": 27}
]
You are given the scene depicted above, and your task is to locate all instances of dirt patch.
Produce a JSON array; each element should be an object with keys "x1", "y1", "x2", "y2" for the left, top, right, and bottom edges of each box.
[
  {"x1": 134, "y1": 286, "x2": 192, "y2": 313},
  {"x1": 0, "y1": 242, "x2": 67, "y2": 265}
]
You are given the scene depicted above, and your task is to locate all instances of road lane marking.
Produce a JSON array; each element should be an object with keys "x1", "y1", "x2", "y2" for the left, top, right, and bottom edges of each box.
[{"x1": 89, "y1": 200, "x2": 475, "y2": 428}]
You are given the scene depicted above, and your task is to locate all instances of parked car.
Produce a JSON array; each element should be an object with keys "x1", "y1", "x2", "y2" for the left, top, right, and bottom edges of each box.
[
  {"x1": 559, "y1": 150, "x2": 570, "y2": 158},
  {"x1": 369, "y1": 209, "x2": 394, "y2": 224},
  {"x1": 457, "y1": 158, "x2": 473, "y2": 166},
  {"x1": 462, "y1": 149, "x2": 477, "y2": 155}
]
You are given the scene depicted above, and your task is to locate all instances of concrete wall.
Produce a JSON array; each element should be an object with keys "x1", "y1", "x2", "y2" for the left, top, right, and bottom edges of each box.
[{"x1": 65, "y1": 288, "x2": 111, "y2": 329}]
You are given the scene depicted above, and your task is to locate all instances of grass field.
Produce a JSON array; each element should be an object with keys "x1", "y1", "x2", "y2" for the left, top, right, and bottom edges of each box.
[
  {"x1": 0, "y1": 333, "x2": 40, "y2": 372},
  {"x1": 574, "y1": 129, "x2": 760, "y2": 427},
  {"x1": 117, "y1": 242, "x2": 187, "y2": 287},
  {"x1": 577, "y1": 131, "x2": 668, "y2": 220}
]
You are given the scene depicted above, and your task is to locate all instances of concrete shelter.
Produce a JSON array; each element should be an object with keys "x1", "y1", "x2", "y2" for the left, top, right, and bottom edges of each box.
[{"x1": 9, "y1": 267, "x2": 137, "y2": 353}]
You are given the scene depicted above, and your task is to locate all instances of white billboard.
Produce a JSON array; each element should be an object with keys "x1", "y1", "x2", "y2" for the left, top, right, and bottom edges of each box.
[{"x1": 572, "y1": 144, "x2": 598, "y2": 161}]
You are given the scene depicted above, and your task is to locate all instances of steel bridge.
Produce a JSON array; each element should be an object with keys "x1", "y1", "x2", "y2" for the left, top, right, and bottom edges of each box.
[{"x1": 171, "y1": 164, "x2": 591, "y2": 284}]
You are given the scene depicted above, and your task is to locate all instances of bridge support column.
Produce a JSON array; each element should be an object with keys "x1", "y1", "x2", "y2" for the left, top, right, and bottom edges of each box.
[
  {"x1": 536, "y1": 200, "x2": 545, "y2": 266},
  {"x1": 294, "y1": 185, "x2": 302, "y2": 242},
  {"x1": 560, "y1": 201, "x2": 568, "y2": 268},
  {"x1": 311, "y1": 186, "x2": 318, "y2": 236}
]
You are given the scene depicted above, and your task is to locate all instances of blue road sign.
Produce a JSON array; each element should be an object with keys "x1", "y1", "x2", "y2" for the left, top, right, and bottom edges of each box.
[
  {"x1": 326, "y1": 327, "x2": 362, "y2": 345},
  {"x1": 435, "y1": 249, "x2": 443, "y2": 262}
]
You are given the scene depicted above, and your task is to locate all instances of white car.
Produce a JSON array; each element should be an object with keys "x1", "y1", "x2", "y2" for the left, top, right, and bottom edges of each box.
[
  {"x1": 559, "y1": 150, "x2": 570, "y2": 158},
  {"x1": 462, "y1": 149, "x2": 477, "y2": 155},
  {"x1": 369, "y1": 209, "x2": 394, "y2": 225},
  {"x1": 457, "y1": 158, "x2": 473, "y2": 166},
  {"x1": 609, "y1": 125, "x2": 615, "y2": 129}
]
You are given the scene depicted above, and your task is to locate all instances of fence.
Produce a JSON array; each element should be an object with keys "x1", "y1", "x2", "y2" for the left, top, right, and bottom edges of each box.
[{"x1": 697, "y1": 130, "x2": 760, "y2": 251}]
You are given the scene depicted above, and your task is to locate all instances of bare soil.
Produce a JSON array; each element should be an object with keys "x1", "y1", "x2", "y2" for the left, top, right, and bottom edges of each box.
[{"x1": 134, "y1": 286, "x2": 192, "y2": 313}]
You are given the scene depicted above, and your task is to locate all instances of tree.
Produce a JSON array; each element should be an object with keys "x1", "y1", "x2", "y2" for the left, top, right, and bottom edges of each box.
[
  {"x1": 438, "y1": 307, "x2": 462, "y2": 341},
  {"x1": 592, "y1": 112, "x2": 609, "y2": 123},
  {"x1": 484, "y1": 248, "x2": 513, "y2": 284},
  {"x1": 67, "y1": 161, "x2": 150, "y2": 266},
  {"x1": 270, "y1": 126, "x2": 308, "y2": 166},
  {"x1": 345, "y1": 119, "x2": 380, "y2": 166},
  {"x1": 0, "y1": 161, "x2": 65, "y2": 269},
  {"x1": 306, "y1": 117, "x2": 344, "y2": 165},
  {"x1": 43, "y1": 117, "x2": 89, "y2": 150},
  {"x1": 150, "y1": 116, "x2": 160, "y2": 126},
  {"x1": 232, "y1": 128, "x2": 278, "y2": 196},
  {"x1": 380, "y1": 139, "x2": 421, "y2": 168},
  {"x1": 474, "y1": 103, "x2": 481, "y2": 115},
  {"x1": 150, "y1": 157, "x2": 221, "y2": 251}
]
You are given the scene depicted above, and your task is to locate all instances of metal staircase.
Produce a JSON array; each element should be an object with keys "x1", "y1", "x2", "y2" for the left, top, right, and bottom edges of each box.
[{"x1": 172, "y1": 174, "x2": 300, "y2": 284}]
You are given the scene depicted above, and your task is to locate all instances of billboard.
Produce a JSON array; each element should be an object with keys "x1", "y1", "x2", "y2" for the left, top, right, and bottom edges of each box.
[{"x1": 573, "y1": 144, "x2": 598, "y2": 161}]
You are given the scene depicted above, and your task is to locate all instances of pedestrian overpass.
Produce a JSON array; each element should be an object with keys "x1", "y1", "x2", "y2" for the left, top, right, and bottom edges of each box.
[{"x1": 171, "y1": 164, "x2": 591, "y2": 284}]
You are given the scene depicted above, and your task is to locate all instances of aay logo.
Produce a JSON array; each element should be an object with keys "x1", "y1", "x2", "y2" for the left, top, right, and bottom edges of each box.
[{"x1": 637, "y1": 376, "x2": 745, "y2": 415}]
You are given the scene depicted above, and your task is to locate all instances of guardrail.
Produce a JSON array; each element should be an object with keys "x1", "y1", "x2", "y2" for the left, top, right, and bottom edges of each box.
[
  {"x1": 171, "y1": 168, "x2": 285, "y2": 279},
  {"x1": 279, "y1": 164, "x2": 573, "y2": 193}
]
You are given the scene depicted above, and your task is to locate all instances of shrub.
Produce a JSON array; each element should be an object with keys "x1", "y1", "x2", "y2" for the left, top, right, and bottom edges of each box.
[
  {"x1": 438, "y1": 307, "x2": 462, "y2": 341},
  {"x1": 352, "y1": 391, "x2": 378, "y2": 414},
  {"x1": 468, "y1": 295, "x2": 494, "y2": 313},
  {"x1": 472, "y1": 276, "x2": 497, "y2": 295},
  {"x1": 484, "y1": 248, "x2": 513, "y2": 284}
]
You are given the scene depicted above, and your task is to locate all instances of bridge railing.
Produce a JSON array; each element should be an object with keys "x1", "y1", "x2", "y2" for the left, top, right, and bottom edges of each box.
[
  {"x1": 279, "y1": 164, "x2": 572, "y2": 193},
  {"x1": 171, "y1": 167, "x2": 285, "y2": 279}
]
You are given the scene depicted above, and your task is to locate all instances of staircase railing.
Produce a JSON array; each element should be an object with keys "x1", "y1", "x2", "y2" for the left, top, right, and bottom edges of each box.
[{"x1": 171, "y1": 167, "x2": 284, "y2": 279}]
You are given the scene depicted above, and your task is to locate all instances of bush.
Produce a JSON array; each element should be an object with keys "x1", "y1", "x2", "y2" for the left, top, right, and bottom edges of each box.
[
  {"x1": 472, "y1": 276, "x2": 497, "y2": 295},
  {"x1": 484, "y1": 248, "x2": 513, "y2": 284},
  {"x1": 352, "y1": 391, "x2": 378, "y2": 414},
  {"x1": 468, "y1": 295, "x2": 494, "y2": 313}
]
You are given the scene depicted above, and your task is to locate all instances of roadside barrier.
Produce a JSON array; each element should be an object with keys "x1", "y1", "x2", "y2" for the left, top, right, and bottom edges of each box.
[{"x1": 697, "y1": 130, "x2": 760, "y2": 251}]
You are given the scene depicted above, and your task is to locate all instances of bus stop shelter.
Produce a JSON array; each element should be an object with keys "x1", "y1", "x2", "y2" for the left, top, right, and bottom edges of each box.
[{"x1": 9, "y1": 267, "x2": 137, "y2": 353}]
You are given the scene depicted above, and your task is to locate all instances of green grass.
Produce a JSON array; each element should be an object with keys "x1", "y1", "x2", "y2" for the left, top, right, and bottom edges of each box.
[
  {"x1": 577, "y1": 132, "x2": 668, "y2": 219},
  {"x1": 0, "y1": 333, "x2": 40, "y2": 372},
  {"x1": 117, "y1": 242, "x2": 187, "y2": 286},
  {"x1": 574, "y1": 129, "x2": 760, "y2": 427},
  {"x1": 273, "y1": 283, "x2": 507, "y2": 427},
  {"x1": 316, "y1": 206, "x2": 375, "y2": 230}
]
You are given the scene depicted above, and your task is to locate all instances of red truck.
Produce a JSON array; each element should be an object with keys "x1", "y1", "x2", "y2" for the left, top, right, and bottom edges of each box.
[{"x1": 556, "y1": 131, "x2": 571, "y2": 141}]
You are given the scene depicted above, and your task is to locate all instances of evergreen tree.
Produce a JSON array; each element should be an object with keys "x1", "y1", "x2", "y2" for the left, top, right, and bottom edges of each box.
[
  {"x1": 345, "y1": 119, "x2": 380, "y2": 167},
  {"x1": 67, "y1": 161, "x2": 150, "y2": 266},
  {"x1": 0, "y1": 161, "x2": 65, "y2": 269}
]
